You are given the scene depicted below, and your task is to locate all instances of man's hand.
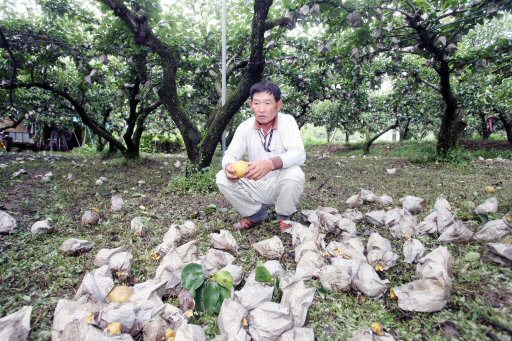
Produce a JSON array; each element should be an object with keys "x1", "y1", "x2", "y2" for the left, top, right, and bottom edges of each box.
[
  {"x1": 244, "y1": 159, "x2": 274, "y2": 180},
  {"x1": 224, "y1": 163, "x2": 239, "y2": 183}
]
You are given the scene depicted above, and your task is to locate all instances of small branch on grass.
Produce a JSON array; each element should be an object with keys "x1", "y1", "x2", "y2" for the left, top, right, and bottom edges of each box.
[
  {"x1": 487, "y1": 321, "x2": 512, "y2": 336},
  {"x1": 317, "y1": 178, "x2": 329, "y2": 191},
  {"x1": 485, "y1": 330, "x2": 501, "y2": 341}
]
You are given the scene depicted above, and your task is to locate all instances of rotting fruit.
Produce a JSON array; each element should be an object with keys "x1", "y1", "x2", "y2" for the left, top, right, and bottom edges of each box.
[{"x1": 232, "y1": 160, "x2": 249, "y2": 178}]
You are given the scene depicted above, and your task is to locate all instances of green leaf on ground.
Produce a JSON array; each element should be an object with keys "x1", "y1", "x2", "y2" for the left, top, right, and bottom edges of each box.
[
  {"x1": 255, "y1": 266, "x2": 272, "y2": 283},
  {"x1": 213, "y1": 270, "x2": 233, "y2": 289},
  {"x1": 203, "y1": 282, "x2": 220, "y2": 315}
]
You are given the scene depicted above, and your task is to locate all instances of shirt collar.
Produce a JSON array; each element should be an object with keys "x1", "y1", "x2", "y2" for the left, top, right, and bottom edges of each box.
[{"x1": 252, "y1": 114, "x2": 279, "y2": 130}]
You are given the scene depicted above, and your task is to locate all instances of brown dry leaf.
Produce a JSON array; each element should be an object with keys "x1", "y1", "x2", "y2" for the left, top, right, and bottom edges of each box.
[
  {"x1": 375, "y1": 263, "x2": 384, "y2": 272},
  {"x1": 333, "y1": 247, "x2": 342, "y2": 256},
  {"x1": 242, "y1": 317, "x2": 248, "y2": 327},
  {"x1": 371, "y1": 322, "x2": 384, "y2": 336},
  {"x1": 178, "y1": 288, "x2": 195, "y2": 312},
  {"x1": 165, "y1": 329, "x2": 176, "y2": 338},
  {"x1": 389, "y1": 288, "x2": 397, "y2": 300},
  {"x1": 322, "y1": 251, "x2": 328, "y2": 258},
  {"x1": 92, "y1": 207, "x2": 99, "y2": 212}
]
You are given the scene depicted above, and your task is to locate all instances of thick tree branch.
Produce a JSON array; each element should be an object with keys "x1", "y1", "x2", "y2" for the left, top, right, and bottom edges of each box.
[
  {"x1": 0, "y1": 116, "x2": 24, "y2": 132},
  {"x1": 264, "y1": 16, "x2": 294, "y2": 30},
  {"x1": 417, "y1": 77, "x2": 441, "y2": 93},
  {"x1": 12, "y1": 82, "x2": 127, "y2": 153},
  {"x1": 363, "y1": 119, "x2": 399, "y2": 154}
]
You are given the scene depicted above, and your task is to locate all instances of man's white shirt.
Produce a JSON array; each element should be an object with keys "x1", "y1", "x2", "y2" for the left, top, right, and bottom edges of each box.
[{"x1": 222, "y1": 113, "x2": 306, "y2": 181}]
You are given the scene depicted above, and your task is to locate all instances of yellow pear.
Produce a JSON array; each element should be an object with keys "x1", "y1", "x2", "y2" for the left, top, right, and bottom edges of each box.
[
  {"x1": 107, "y1": 286, "x2": 132, "y2": 303},
  {"x1": 232, "y1": 160, "x2": 249, "y2": 178}
]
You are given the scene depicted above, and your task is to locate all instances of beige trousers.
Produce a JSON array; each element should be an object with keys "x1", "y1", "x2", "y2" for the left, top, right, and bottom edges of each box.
[{"x1": 216, "y1": 166, "x2": 305, "y2": 217}]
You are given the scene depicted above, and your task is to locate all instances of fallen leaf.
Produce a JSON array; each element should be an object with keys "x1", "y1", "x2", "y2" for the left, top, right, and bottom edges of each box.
[
  {"x1": 107, "y1": 322, "x2": 121, "y2": 335},
  {"x1": 178, "y1": 288, "x2": 195, "y2": 312},
  {"x1": 465, "y1": 252, "x2": 480, "y2": 262},
  {"x1": 372, "y1": 322, "x2": 384, "y2": 336},
  {"x1": 151, "y1": 252, "x2": 161, "y2": 260}
]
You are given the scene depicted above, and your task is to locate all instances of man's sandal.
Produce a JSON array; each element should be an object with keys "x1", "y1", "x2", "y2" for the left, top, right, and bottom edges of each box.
[
  {"x1": 278, "y1": 220, "x2": 292, "y2": 232},
  {"x1": 234, "y1": 218, "x2": 257, "y2": 230}
]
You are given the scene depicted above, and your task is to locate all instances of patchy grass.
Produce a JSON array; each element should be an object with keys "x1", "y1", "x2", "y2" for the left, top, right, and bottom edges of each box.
[{"x1": 0, "y1": 141, "x2": 511, "y2": 340}]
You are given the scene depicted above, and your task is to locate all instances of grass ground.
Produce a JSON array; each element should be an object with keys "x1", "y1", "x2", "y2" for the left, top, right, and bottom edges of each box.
[{"x1": 0, "y1": 140, "x2": 511, "y2": 340}]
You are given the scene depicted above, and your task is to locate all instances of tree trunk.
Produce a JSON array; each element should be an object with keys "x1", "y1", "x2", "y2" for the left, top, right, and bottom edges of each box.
[
  {"x1": 101, "y1": 0, "x2": 276, "y2": 171},
  {"x1": 400, "y1": 116, "x2": 411, "y2": 140},
  {"x1": 109, "y1": 141, "x2": 116, "y2": 154},
  {"x1": 478, "y1": 113, "x2": 491, "y2": 140},
  {"x1": 345, "y1": 131, "x2": 350, "y2": 143},
  {"x1": 96, "y1": 136, "x2": 105, "y2": 152},
  {"x1": 497, "y1": 111, "x2": 512, "y2": 145},
  {"x1": 363, "y1": 120, "x2": 399, "y2": 154},
  {"x1": 436, "y1": 61, "x2": 465, "y2": 155}
]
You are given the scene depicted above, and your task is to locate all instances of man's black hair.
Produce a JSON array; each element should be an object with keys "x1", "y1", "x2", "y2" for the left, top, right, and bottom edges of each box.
[{"x1": 249, "y1": 81, "x2": 281, "y2": 102}]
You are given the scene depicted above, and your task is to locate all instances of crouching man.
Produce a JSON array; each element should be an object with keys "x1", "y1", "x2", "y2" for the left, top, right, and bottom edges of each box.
[{"x1": 216, "y1": 81, "x2": 306, "y2": 232}]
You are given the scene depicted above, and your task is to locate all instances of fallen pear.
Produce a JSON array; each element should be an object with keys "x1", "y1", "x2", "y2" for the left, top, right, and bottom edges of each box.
[
  {"x1": 107, "y1": 286, "x2": 132, "y2": 303},
  {"x1": 484, "y1": 186, "x2": 496, "y2": 193}
]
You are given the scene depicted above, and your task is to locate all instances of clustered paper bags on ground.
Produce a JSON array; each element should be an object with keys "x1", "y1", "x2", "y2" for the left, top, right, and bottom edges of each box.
[{"x1": 52, "y1": 221, "x2": 211, "y2": 341}]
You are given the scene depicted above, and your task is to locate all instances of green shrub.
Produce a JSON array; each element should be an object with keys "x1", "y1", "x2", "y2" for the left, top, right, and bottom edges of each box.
[{"x1": 164, "y1": 167, "x2": 218, "y2": 195}]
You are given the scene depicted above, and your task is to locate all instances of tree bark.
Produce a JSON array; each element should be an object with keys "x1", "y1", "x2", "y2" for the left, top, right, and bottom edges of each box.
[
  {"x1": 363, "y1": 120, "x2": 399, "y2": 154},
  {"x1": 96, "y1": 108, "x2": 113, "y2": 152},
  {"x1": 478, "y1": 113, "x2": 491, "y2": 140},
  {"x1": 436, "y1": 61, "x2": 465, "y2": 155},
  {"x1": 497, "y1": 110, "x2": 512, "y2": 145},
  {"x1": 400, "y1": 116, "x2": 411, "y2": 140}
]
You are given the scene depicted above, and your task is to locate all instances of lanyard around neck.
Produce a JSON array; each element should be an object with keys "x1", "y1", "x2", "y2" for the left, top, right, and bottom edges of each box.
[{"x1": 258, "y1": 124, "x2": 273, "y2": 152}]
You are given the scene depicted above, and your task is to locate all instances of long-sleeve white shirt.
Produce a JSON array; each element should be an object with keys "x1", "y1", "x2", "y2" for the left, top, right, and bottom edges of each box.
[{"x1": 222, "y1": 113, "x2": 306, "y2": 181}]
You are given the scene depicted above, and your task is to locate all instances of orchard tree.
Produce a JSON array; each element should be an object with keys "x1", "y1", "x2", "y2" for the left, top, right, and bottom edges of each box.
[
  {"x1": 314, "y1": 0, "x2": 511, "y2": 154},
  {"x1": 96, "y1": 0, "x2": 302, "y2": 169},
  {"x1": 0, "y1": 0, "x2": 164, "y2": 157},
  {"x1": 455, "y1": 15, "x2": 512, "y2": 143}
]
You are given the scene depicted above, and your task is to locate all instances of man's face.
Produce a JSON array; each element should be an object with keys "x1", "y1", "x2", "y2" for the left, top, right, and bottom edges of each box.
[{"x1": 249, "y1": 91, "x2": 282, "y2": 125}]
